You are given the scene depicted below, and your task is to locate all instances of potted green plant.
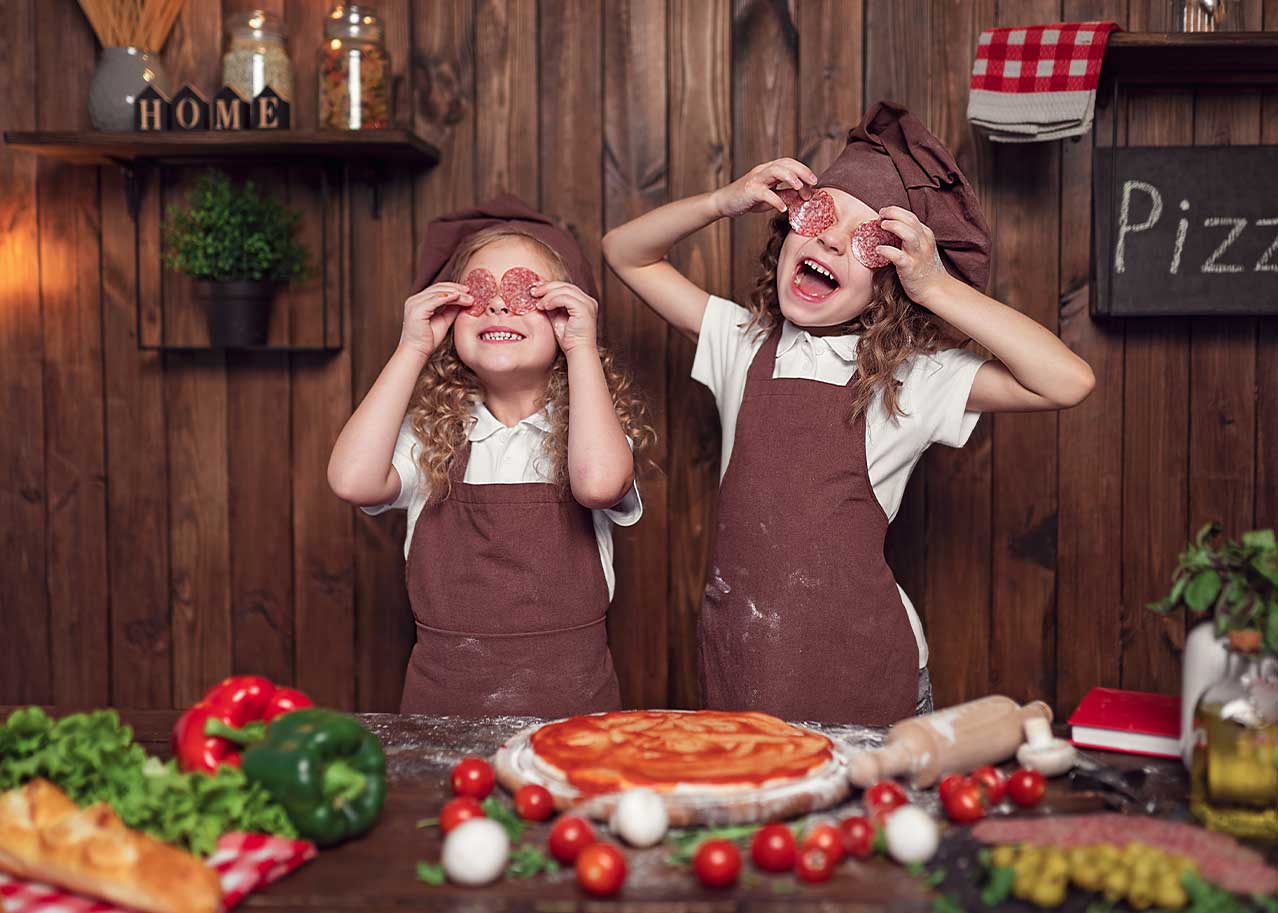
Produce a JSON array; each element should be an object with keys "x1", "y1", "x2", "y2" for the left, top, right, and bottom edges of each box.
[
  {"x1": 1148, "y1": 523, "x2": 1278, "y2": 838},
  {"x1": 163, "y1": 171, "x2": 311, "y2": 347},
  {"x1": 1148, "y1": 523, "x2": 1278, "y2": 649}
]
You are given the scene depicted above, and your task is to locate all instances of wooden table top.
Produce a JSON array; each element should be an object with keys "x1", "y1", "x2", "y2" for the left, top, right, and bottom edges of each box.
[{"x1": 5, "y1": 708, "x2": 1196, "y2": 913}]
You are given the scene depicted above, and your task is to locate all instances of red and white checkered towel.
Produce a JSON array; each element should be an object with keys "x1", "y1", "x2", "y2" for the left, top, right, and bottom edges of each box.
[
  {"x1": 967, "y1": 21, "x2": 1122, "y2": 142},
  {"x1": 0, "y1": 833, "x2": 315, "y2": 913}
]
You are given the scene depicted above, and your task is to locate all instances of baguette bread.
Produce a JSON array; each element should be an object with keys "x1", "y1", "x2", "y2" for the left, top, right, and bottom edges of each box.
[{"x1": 0, "y1": 779, "x2": 222, "y2": 913}]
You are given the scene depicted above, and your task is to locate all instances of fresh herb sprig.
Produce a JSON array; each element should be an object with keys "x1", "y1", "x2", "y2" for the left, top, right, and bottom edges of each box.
[
  {"x1": 1252, "y1": 894, "x2": 1278, "y2": 913},
  {"x1": 665, "y1": 823, "x2": 760, "y2": 865},
  {"x1": 416, "y1": 860, "x2": 446, "y2": 885},
  {"x1": 481, "y1": 795, "x2": 528, "y2": 843},
  {"x1": 1183, "y1": 871, "x2": 1278, "y2": 913},
  {"x1": 931, "y1": 892, "x2": 967, "y2": 913},
  {"x1": 664, "y1": 817, "x2": 810, "y2": 866},
  {"x1": 981, "y1": 866, "x2": 1015, "y2": 906},
  {"x1": 506, "y1": 844, "x2": 559, "y2": 879}
]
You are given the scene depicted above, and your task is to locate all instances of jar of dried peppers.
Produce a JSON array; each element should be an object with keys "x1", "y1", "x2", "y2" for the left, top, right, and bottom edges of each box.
[{"x1": 318, "y1": 3, "x2": 391, "y2": 130}]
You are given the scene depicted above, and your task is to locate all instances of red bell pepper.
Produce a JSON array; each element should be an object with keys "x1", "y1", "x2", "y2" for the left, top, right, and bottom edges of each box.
[{"x1": 172, "y1": 675, "x2": 313, "y2": 773}]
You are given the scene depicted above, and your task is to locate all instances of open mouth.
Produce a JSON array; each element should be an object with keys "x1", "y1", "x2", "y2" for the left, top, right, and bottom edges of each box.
[
  {"x1": 479, "y1": 327, "x2": 526, "y2": 343},
  {"x1": 791, "y1": 257, "x2": 841, "y2": 302}
]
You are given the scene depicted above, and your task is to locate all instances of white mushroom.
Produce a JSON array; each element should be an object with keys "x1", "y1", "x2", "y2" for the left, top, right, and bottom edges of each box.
[
  {"x1": 608, "y1": 788, "x2": 669, "y2": 848},
  {"x1": 1016, "y1": 715, "x2": 1078, "y2": 777},
  {"x1": 442, "y1": 818, "x2": 510, "y2": 886},
  {"x1": 883, "y1": 805, "x2": 939, "y2": 865}
]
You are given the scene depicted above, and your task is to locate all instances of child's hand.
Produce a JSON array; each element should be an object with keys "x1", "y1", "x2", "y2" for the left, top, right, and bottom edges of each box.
[
  {"x1": 531, "y1": 281, "x2": 598, "y2": 355},
  {"x1": 875, "y1": 206, "x2": 952, "y2": 306},
  {"x1": 713, "y1": 158, "x2": 819, "y2": 218},
  {"x1": 399, "y1": 282, "x2": 471, "y2": 357}
]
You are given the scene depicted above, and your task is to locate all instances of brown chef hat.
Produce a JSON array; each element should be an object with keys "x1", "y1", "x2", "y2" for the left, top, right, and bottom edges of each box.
[
  {"x1": 413, "y1": 194, "x2": 598, "y2": 300},
  {"x1": 817, "y1": 100, "x2": 991, "y2": 293}
]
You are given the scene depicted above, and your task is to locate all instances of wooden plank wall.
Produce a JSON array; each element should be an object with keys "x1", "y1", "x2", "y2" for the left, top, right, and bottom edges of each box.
[{"x1": 2, "y1": 0, "x2": 1276, "y2": 716}]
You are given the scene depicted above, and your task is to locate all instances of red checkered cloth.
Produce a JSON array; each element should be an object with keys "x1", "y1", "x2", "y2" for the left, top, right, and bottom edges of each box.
[
  {"x1": 967, "y1": 21, "x2": 1122, "y2": 142},
  {"x1": 0, "y1": 833, "x2": 315, "y2": 913}
]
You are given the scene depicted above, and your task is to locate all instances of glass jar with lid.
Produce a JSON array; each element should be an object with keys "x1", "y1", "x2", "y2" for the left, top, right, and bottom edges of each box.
[
  {"x1": 222, "y1": 10, "x2": 293, "y2": 103},
  {"x1": 318, "y1": 3, "x2": 392, "y2": 130}
]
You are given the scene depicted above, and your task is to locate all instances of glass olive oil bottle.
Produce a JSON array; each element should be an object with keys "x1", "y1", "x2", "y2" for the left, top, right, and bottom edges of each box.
[{"x1": 1190, "y1": 646, "x2": 1278, "y2": 839}]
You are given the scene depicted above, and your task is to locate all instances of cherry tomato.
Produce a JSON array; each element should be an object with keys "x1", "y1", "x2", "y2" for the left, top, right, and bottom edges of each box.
[
  {"x1": 1007, "y1": 767, "x2": 1047, "y2": 807},
  {"x1": 514, "y1": 783, "x2": 554, "y2": 821},
  {"x1": 942, "y1": 782, "x2": 986, "y2": 824},
  {"x1": 801, "y1": 822, "x2": 846, "y2": 864},
  {"x1": 937, "y1": 773, "x2": 969, "y2": 804},
  {"x1": 693, "y1": 839, "x2": 742, "y2": 889},
  {"x1": 865, "y1": 779, "x2": 909, "y2": 821},
  {"x1": 450, "y1": 756, "x2": 495, "y2": 799},
  {"x1": 751, "y1": 823, "x2": 797, "y2": 873},
  {"x1": 839, "y1": 815, "x2": 877, "y2": 859},
  {"x1": 795, "y1": 846, "x2": 836, "y2": 883},
  {"x1": 576, "y1": 842, "x2": 626, "y2": 897},
  {"x1": 970, "y1": 766, "x2": 1008, "y2": 805},
  {"x1": 439, "y1": 796, "x2": 484, "y2": 833},
  {"x1": 549, "y1": 815, "x2": 596, "y2": 864}
]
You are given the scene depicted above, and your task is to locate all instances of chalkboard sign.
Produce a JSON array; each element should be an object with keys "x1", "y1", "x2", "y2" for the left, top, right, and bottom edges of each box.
[{"x1": 1092, "y1": 145, "x2": 1278, "y2": 316}]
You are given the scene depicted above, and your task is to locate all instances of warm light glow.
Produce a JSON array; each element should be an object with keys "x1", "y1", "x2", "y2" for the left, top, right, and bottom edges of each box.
[
  {"x1": 0, "y1": 225, "x2": 39, "y2": 304},
  {"x1": 329, "y1": 38, "x2": 342, "y2": 50}
]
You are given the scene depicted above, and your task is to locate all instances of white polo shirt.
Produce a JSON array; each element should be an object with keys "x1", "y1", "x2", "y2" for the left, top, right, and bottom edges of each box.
[
  {"x1": 363, "y1": 403, "x2": 643, "y2": 599},
  {"x1": 692, "y1": 296, "x2": 987, "y2": 668}
]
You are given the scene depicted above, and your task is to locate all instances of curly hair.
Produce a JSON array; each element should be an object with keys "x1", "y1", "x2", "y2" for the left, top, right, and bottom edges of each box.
[
  {"x1": 406, "y1": 225, "x2": 655, "y2": 501},
  {"x1": 745, "y1": 213, "x2": 966, "y2": 423}
]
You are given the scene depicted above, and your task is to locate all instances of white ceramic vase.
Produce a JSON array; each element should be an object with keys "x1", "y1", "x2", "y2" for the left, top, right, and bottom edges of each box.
[
  {"x1": 88, "y1": 47, "x2": 171, "y2": 131},
  {"x1": 1181, "y1": 621, "x2": 1229, "y2": 768}
]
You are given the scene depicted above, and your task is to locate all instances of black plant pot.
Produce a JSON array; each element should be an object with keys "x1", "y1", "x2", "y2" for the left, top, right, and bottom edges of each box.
[{"x1": 198, "y1": 280, "x2": 277, "y2": 347}]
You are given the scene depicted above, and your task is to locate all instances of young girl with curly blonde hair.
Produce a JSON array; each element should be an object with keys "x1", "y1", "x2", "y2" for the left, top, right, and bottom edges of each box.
[
  {"x1": 330, "y1": 196, "x2": 652, "y2": 716},
  {"x1": 604, "y1": 100, "x2": 1094, "y2": 725}
]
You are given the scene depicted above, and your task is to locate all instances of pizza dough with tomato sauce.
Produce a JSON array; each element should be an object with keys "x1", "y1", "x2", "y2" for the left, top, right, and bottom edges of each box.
[{"x1": 494, "y1": 709, "x2": 852, "y2": 826}]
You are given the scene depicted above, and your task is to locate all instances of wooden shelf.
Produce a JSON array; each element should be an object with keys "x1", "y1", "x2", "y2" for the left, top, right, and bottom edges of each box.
[
  {"x1": 1102, "y1": 32, "x2": 1278, "y2": 85},
  {"x1": 2, "y1": 128, "x2": 440, "y2": 167},
  {"x1": 142, "y1": 344, "x2": 344, "y2": 355}
]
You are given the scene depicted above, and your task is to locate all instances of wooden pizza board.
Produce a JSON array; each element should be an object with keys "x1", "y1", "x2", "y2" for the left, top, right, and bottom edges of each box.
[{"x1": 493, "y1": 711, "x2": 854, "y2": 827}]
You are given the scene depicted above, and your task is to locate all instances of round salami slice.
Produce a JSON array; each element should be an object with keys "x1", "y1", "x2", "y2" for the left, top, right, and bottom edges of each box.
[
  {"x1": 851, "y1": 219, "x2": 899, "y2": 269},
  {"x1": 785, "y1": 189, "x2": 836, "y2": 237},
  {"x1": 463, "y1": 268, "x2": 498, "y2": 317},
  {"x1": 777, "y1": 187, "x2": 803, "y2": 211},
  {"x1": 499, "y1": 267, "x2": 542, "y2": 315}
]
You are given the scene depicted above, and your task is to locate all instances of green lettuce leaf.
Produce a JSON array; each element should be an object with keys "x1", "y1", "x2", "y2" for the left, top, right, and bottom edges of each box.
[{"x1": 0, "y1": 706, "x2": 296, "y2": 856}]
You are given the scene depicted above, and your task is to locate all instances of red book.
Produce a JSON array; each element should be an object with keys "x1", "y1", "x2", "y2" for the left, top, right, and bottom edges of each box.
[{"x1": 1067, "y1": 687, "x2": 1181, "y2": 759}]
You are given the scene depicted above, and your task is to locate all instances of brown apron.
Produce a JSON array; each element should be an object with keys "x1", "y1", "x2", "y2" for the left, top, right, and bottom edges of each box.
[
  {"x1": 401, "y1": 441, "x2": 622, "y2": 716},
  {"x1": 698, "y1": 327, "x2": 919, "y2": 725}
]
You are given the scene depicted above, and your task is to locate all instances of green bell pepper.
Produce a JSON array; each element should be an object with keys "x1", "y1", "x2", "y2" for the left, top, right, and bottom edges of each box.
[{"x1": 241, "y1": 708, "x2": 386, "y2": 847}]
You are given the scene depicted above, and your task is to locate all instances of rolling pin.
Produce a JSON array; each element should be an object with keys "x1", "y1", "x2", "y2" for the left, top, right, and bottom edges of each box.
[{"x1": 847, "y1": 695, "x2": 1053, "y2": 788}]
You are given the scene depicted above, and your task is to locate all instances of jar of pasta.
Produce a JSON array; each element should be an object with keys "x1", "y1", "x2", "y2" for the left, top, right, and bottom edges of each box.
[
  {"x1": 222, "y1": 10, "x2": 293, "y2": 103},
  {"x1": 318, "y1": 3, "x2": 391, "y2": 130}
]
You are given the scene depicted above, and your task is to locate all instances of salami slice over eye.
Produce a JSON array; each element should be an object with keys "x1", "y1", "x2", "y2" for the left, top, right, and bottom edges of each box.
[
  {"x1": 500, "y1": 267, "x2": 542, "y2": 315},
  {"x1": 777, "y1": 188, "x2": 803, "y2": 210},
  {"x1": 852, "y1": 219, "x2": 899, "y2": 269},
  {"x1": 783, "y1": 189, "x2": 837, "y2": 237},
  {"x1": 464, "y1": 268, "x2": 498, "y2": 317}
]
